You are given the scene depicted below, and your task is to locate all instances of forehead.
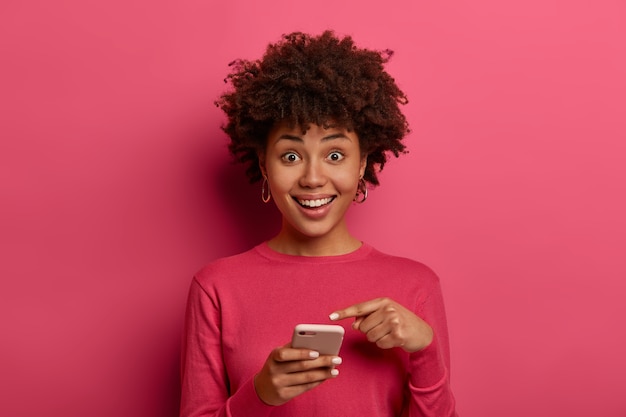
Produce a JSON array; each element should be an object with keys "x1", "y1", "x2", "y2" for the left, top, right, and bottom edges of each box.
[{"x1": 268, "y1": 121, "x2": 353, "y2": 139}]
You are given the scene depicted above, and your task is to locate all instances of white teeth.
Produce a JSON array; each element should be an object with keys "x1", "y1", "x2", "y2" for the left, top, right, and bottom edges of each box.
[{"x1": 298, "y1": 197, "x2": 333, "y2": 208}]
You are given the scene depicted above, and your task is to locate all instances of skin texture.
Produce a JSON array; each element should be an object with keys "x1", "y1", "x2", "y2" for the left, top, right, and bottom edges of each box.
[
  {"x1": 261, "y1": 122, "x2": 367, "y2": 257},
  {"x1": 329, "y1": 297, "x2": 434, "y2": 353},
  {"x1": 254, "y1": 345, "x2": 342, "y2": 406},
  {"x1": 253, "y1": 123, "x2": 434, "y2": 406}
]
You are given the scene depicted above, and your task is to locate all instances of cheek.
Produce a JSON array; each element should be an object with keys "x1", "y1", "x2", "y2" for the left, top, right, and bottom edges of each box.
[
  {"x1": 266, "y1": 168, "x2": 293, "y2": 194},
  {"x1": 336, "y1": 173, "x2": 361, "y2": 192}
]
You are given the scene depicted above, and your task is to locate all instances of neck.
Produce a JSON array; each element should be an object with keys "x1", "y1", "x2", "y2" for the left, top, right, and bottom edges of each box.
[{"x1": 268, "y1": 223, "x2": 362, "y2": 257}]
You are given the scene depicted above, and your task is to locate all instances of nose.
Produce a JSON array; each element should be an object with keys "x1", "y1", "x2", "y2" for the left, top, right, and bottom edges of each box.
[{"x1": 299, "y1": 158, "x2": 326, "y2": 188}]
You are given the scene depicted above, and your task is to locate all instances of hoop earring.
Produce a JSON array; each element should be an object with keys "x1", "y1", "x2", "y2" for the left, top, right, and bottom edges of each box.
[
  {"x1": 354, "y1": 178, "x2": 368, "y2": 203},
  {"x1": 261, "y1": 175, "x2": 271, "y2": 203}
]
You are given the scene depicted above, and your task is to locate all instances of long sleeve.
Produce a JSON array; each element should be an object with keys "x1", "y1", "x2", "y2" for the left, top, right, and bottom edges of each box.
[
  {"x1": 179, "y1": 278, "x2": 274, "y2": 417},
  {"x1": 179, "y1": 243, "x2": 457, "y2": 417},
  {"x1": 406, "y1": 275, "x2": 457, "y2": 417}
]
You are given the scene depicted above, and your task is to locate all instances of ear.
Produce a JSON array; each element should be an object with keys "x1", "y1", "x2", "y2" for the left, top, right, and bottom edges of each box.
[
  {"x1": 359, "y1": 155, "x2": 368, "y2": 179},
  {"x1": 258, "y1": 153, "x2": 267, "y2": 178}
]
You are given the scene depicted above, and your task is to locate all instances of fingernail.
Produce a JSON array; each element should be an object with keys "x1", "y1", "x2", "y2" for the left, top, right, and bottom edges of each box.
[
  {"x1": 309, "y1": 351, "x2": 320, "y2": 358},
  {"x1": 331, "y1": 357, "x2": 342, "y2": 365},
  {"x1": 330, "y1": 369, "x2": 339, "y2": 376},
  {"x1": 329, "y1": 312, "x2": 339, "y2": 320}
]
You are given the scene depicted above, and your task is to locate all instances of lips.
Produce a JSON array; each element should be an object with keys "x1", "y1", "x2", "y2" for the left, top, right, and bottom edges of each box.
[{"x1": 295, "y1": 197, "x2": 335, "y2": 208}]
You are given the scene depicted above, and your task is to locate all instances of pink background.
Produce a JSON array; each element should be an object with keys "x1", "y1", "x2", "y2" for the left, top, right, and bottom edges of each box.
[{"x1": 1, "y1": 1, "x2": 625, "y2": 416}]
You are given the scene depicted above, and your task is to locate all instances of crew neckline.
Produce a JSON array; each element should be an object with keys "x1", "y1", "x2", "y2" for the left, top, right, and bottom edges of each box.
[{"x1": 254, "y1": 241, "x2": 373, "y2": 263}]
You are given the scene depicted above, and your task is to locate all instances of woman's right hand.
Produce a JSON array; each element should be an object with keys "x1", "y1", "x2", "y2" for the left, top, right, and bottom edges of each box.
[{"x1": 254, "y1": 344, "x2": 342, "y2": 406}]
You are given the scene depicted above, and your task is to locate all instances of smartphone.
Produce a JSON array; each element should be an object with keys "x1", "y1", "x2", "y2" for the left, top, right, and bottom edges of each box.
[{"x1": 291, "y1": 324, "x2": 345, "y2": 355}]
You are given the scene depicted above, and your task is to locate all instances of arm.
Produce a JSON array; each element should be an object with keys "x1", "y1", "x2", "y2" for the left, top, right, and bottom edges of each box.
[
  {"x1": 405, "y1": 277, "x2": 457, "y2": 417},
  {"x1": 180, "y1": 278, "x2": 342, "y2": 417},
  {"x1": 329, "y1": 279, "x2": 457, "y2": 416},
  {"x1": 180, "y1": 278, "x2": 274, "y2": 417}
]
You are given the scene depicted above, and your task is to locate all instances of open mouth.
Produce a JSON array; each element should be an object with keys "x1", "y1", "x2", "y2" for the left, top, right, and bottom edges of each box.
[{"x1": 295, "y1": 197, "x2": 335, "y2": 208}]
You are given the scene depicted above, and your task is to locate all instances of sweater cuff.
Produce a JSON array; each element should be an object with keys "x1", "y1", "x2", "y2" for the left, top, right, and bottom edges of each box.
[
  {"x1": 228, "y1": 375, "x2": 275, "y2": 417},
  {"x1": 408, "y1": 335, "x2": 447, "y2": 388}
]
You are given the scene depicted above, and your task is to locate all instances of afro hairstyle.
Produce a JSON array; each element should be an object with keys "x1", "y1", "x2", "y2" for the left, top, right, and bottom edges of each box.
[{"x1": 216, "y1": 30, "x2": 410, "y2": 186}]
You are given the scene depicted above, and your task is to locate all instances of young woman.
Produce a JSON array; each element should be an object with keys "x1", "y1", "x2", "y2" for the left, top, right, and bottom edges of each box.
[{"x1": 180, "y1": 31, "x2": 457, "y2": 417}]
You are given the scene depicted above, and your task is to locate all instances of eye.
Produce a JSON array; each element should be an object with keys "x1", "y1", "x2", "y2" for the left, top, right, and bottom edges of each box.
[
  {"x1": 281, "y1": 152, "x2": 301, "y2": 163},
  {"x1": 327, "y1": 151, "x2": 344, "y2": 162}
]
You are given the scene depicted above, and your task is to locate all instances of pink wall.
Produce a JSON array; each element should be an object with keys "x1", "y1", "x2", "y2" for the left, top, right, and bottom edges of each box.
[{"x1": 1, "y1": 1, "x2": 625, "y2": 416}]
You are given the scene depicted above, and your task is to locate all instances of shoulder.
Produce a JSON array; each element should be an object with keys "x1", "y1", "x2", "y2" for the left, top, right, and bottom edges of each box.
[
  {"x1": 366, "y1": 245, "x2": 436, "y2": 274},
  {"x1": 364, "y1": 245, "x2": 441, "y2": 285},
  {"x1": 194, "y1": 244, "x2": 266, "y2": 287}
]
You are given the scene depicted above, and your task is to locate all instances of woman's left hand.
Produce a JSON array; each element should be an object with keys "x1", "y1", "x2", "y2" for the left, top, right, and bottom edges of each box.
[{"x1": 329, "y1": 297, "x2": 433, "y2": 353}]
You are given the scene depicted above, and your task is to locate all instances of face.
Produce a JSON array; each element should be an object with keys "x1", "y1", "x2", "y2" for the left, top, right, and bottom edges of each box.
[{"x1": 261, "y1": 122, "x2": 367, "y2": 246}]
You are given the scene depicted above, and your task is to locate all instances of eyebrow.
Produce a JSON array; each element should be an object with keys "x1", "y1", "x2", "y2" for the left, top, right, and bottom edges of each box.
[{"x1": 276, "y1": 133, "x2": 351, "y2": 143}]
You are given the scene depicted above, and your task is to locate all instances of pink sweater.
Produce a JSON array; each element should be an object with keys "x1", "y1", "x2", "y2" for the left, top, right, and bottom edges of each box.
[{"x1": 180, "y1": 242, "x2": 457, "y2": 417}]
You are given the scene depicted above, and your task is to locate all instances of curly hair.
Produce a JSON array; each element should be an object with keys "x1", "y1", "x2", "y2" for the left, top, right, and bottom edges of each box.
[{"x1": 216, "y1": 30, "x2": 410, "y2": 186}]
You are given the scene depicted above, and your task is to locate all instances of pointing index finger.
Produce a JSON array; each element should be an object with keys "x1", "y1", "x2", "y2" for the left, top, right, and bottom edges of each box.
[{"x1": 329, "y1": 298, "x2": 384, "y2": 321}]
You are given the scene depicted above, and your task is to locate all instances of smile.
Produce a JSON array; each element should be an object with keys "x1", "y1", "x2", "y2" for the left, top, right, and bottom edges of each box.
[{"x1": 296, "y1": 197, "x2": 335, "y2": 208}]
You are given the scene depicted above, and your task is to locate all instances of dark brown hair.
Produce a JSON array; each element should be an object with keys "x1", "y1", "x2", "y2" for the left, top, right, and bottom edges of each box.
[{"x1": 216, "y1": 30, "x2": 410, "y2": 185}]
